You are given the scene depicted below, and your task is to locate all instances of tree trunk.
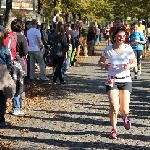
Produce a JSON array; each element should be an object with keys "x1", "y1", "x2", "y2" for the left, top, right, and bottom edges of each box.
[
  {"x1": 4, "y1": 0, "x2": 12, "y2": 24},
  {"x1": 0, "y1": 0, "x2": 1, "y2": 14},
  {"x1": 38, "y1": 0, "x2": 44, "y2": 23},
  {"x1": 33, "y1": 0, "x2": 35, "y2": 12}
]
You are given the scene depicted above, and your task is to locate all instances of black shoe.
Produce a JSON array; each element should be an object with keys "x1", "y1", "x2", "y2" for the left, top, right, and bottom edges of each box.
[
  {"x1": 0, "y1": 122, "x2": 10, "y2": 127},
  {"x1": 134, "y1": 75, "x2": 137, "y2": 79},
  {"x1": 52, "y1": 82, "x2": 57, "y2": 85},
  {"x1": 60, "y1": 80, "x2": 66, "y2": 85}
]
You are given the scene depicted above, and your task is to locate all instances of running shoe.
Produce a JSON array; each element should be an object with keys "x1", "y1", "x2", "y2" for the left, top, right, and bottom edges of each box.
[
  {"x1": 12, "y1": 110, "x2": 24, "y2": 116},
  {"x1": 123, "y1": 117, "x2": 131, "y2": 130},
  {"x1": 109, "y1": 129, "x2": 118, "y2": 139},
  {"x1": 138, "y1": 69, "x2": 141, "y2": 75},
  {"x1": 60, "y1": 80, "x2": 66, "y2": 85},
  {"x1": 134, "y1": 75, "x2": 137, "y2": 79}
]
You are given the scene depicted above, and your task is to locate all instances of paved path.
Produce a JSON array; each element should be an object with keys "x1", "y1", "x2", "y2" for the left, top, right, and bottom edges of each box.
[{"x1": 0, "y1": 44, "x2": 150, "y2": 149}]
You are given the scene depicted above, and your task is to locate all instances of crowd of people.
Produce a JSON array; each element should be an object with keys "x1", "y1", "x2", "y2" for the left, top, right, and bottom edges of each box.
[
  {"x1": 0, "y1": 14, "x2": 102, "y2": 127},
  {"x1": 0, "y1": 14, "x2": 148, "y2": 140},
  {"x1": 98, "y1": 16, "x2": 147, "y2": 139}
]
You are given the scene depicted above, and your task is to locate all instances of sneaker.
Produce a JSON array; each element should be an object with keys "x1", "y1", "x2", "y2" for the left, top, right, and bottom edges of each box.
[
  {"x1": 65, "y1": 71, "x2": 70, "y2": 74},
  {"x1": 138, "y1": 69, "x2": 141, "y2": 75},
  {"x1": 123, "y1": 117, "x2": 131, "y2": 130},
  {"x1": 52, "y1": 82, "x2": 58, "y2": 85},
  {"x1": 62, "y1": 74, "x2": 67, "y2": 78},
  {"x1": 134, "y1": 75, "x2": 137, "y2": 79},
  {"x1": 60, "y1": 80, "x2": 66, "y2": 85},
  {"x1": 109, "y1": 129, "x2": 118, "y2": 139},
  {"x1": 41, "y1": 77, "x2": 50, "y2": 80},
  {"x1": 12, "y1": 110, "x2": 24, "y2": 116},
  {"x1": 0, "y1": 122, "x2": 10, "y2": 127},
  {"x1": 5, "y1": 110, "x2": 9, "y2": 114}
]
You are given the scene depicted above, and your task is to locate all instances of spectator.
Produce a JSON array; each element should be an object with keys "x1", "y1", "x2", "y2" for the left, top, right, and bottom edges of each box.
[
  {"x1": 24, "y1": 21, "x2": 32, "y2": 37},
  {"x1": 10, "y1": 19, "x2": 28, "y2": 115},
  {"x1": 27, "y1": 19, "x2": 49, "y2": 80},
  {"x1": 24, "y1": 21, "x2": 32, "y2": 78},
  {"x1": 0, "y1": 29, "x2": 15, "y2": 126},
  {"x1": 40, "y1": 23, "x2": 49, "y2": 65},
  {"x1": 87, "y1": 24, "x2": 96, "y2": 56},
  {"x1": 51, "y1": 22, "x2": 69, "y2": 84}
]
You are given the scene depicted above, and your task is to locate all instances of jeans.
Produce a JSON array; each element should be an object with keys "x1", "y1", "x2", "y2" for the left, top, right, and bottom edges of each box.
[
  {"x1": 95, "y1": 35, "x2": 100, "y2": 45},
  {"x1": 67, "y1": 46, "x2": 72, "y2": 68},
  {"x1": 99, "y1": 34, "x2": 101, "y2": 43},
  {"x1": 0, "y1": 90, "x2": 7, "y2": 122},
  {"x1": 29, "y1": 51, "x2": 47, "y2": 80},
  {"x1": 13, "y1": 93, "x2": 20, "y2": 111},
  {"x1": 62, "y1": 58, "x2": 67, "y2": 74}
]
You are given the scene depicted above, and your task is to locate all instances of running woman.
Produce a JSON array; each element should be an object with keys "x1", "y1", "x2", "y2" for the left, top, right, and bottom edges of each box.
[{"x1": 98, "y1": 27, "x2": 137, "y2": 139}]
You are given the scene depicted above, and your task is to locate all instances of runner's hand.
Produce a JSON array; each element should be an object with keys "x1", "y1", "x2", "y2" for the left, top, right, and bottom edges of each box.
[
  {"x1": 134, "y1": 39, "x2": 140, "y2": 43},
  {"x1": 105, "y1": 63, "x2": 111, "y2": 70},
  {"x1": 124, "y1": 64, "x2": 131, "y2": 70}
]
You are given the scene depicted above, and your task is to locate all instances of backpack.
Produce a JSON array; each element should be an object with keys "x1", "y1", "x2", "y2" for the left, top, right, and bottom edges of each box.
[
  {"x1": 51, "y1": 34, "x2": 66, "y2": 58},
  {"x1": 81, "y1": 25, "x2": 88, "y2": 37},
  {"x1": 4, "y1": 32, "x2": 17, "y2": 61}
]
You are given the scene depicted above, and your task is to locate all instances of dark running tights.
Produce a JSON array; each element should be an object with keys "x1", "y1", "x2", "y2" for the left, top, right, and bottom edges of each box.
[{"x1": 53, "y1": 57, "x2": 64, "y2": 83}]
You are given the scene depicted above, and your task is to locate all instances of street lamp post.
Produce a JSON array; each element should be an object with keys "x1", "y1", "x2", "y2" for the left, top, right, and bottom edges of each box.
[
  {"x1": 38, "y1": 0, "x2": 44, "y2": 23},
  {"x1": 0, "y1": 0, "x2": 1, "y2": 14},
  {"x1": 33, "y1": 0, "x2": 35, "y2": 12},
  {"x1": 4, "y1": 0, "x2": 12, "y2": 24}
]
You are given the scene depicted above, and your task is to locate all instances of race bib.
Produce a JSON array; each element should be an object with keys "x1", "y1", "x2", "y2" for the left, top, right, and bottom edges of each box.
[{"x1": 106, "y1": 77, "x2": 116, "y2": 87}]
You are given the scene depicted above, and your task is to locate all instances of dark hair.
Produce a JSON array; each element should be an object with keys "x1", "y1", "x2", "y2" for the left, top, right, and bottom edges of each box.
[
  {"x1": 31, "y1": 19, "x2": 38, "y2": 25},
  {"x1": 112, "y1": 27, "x2": 126, "y2": 42},
  {"x1": 37, "y1": 24, "x2": 41, "y2": 30},
  {"x1": 11, "y1": 18, "x2": 24, "y2": 32},
  {"x1": 88, "y1": 24, "x2": 96, "y2": 33},
  {"x1": 71, "y1": 23, "x2": 76, "y2": 30},
  {"x1": 115, "y1": 16, "x2": 123, "y2": 22},
  {"x1": 55, "y1": 21, "x2": 65, "y2": 35},
  {"x1": 41, "y1": 23, "x2": 47, "y2": 30},
  {"x1": 25, "y1": 21, "x2": 31, "y2": 31},
  {"x1": 25, "y1": 21, "x2": 31, "y2": 26},
  {"x1": 0, "y1": 29, "x2": 4, "y2": 47},
  {"x1": 64, "y1": 24, "x2": 69, "y2": 32}
]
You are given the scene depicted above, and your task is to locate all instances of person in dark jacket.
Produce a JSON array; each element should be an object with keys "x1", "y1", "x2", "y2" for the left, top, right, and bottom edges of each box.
[
  {"x1": 10, "y1": 19, "x2": 28, "y2": 115},
  {"x1": 0, "y1": 29, "x2": 13, "y2": 127},
  {"x1": 41, "y1": 23, "x2": 48, "y2": 45},
  {"x1": 41, "y1": 23, "x2": 49, "y2": 65},
  {"x1": 87, "y1": 24, "x2": 96, "y2": 56},
  {"x1": 24, "y1": 21, "x2": 31, "y2": 78},
  {"x1": 24, "y1": 21, "x2": 32, "y2": 38},
  {"x1": 51, "y1": 22, "x2": 68, "y2": 84}
]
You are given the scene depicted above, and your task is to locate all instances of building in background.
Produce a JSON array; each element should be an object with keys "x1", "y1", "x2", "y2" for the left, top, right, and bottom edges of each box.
[{"x1": 1, "y1": 0, "x2": 37, "y2": 11}]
